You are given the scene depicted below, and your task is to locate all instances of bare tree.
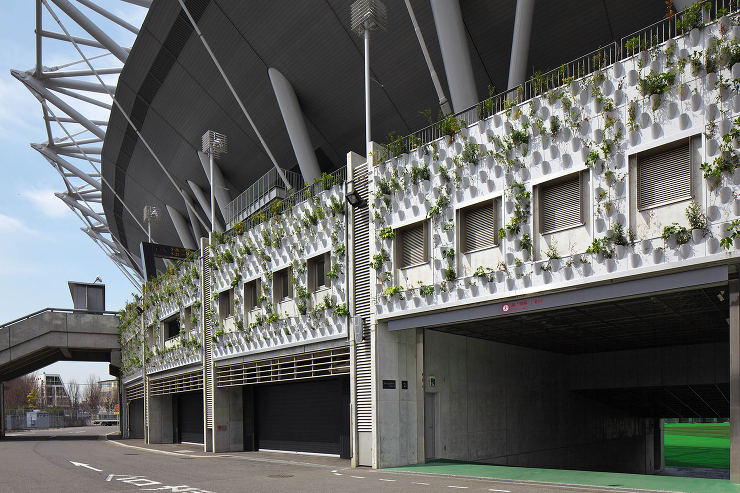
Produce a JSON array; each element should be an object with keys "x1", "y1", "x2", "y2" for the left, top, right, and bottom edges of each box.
[
  {"x1": 3, "y1": 374, "x2": 38, "y2": 410},
  {"x1": 82, "y1": 375, "x2": 101, "y2": 413},
  {"x1": 65, "y1": 379, "x2": 80, "y2": 409}
]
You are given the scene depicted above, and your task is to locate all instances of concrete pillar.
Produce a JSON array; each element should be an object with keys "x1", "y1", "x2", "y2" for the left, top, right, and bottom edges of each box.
[
  {"x1": 187, "y1": 180, "x2": 224, "y2": 233},
  {"x1": 0, "y1": 381, "x2": 4, "y2": 438},
  {"x1": 731, "y1": 278, "x2": 740, "y2": 482},
  {"x1": 148, "y1": 394, "x2": 174, "y2": 444},
  {"x1": 213, "y1": 386, "x2": 243, "y2": 452},
  {"x1": 166, "y1": 205, "x2": 197, "y2": 250},
  {"x1": 430, "y1": 0, "x2": 478, "y2": 112},
  {"x1": 507, "y1": 0, "x2": 535, "y2": 90},
  {"x1": 268, "y1": 68, "x2": 321, "y2": 184},
  {"x1": 197, "y1": 151, "x2": 232, "y2": 224},
  {"x1": 181, "y1": 189, "x2": 205, "y2": 242},
  {"x1": 416, "y1": 328, "x2": 425, "y2": 464}
]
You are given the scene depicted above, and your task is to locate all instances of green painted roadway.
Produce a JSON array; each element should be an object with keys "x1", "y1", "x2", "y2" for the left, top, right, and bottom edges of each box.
[{"x1": 390, "y1": 460, "x2": 740, "y2": 493}]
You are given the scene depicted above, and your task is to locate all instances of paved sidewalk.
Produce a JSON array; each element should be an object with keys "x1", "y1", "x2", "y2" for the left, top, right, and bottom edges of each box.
[{"x1": 389, "y1": 460, "x2": 740, "y2": 493}]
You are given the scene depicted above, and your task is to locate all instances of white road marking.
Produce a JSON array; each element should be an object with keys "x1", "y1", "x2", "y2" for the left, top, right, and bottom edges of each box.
[
  {"x1": 350, "y1": 475, "x2": 365, "y2": 479},
  {"x1": 412, "y1": 482, "x2": 429, "y2": 485},
  {"x1": 331, "y1": 470, "x2": 337, "y2": 473},
  {"x1": 379, "y1": 478, "x2": 396, "y2": 482},
  {"x1": 488, "y1": 490, "x2": 511, "y2": 492},
  {"x1": 333, "y1": 473, "x2": 343, "y2": 476},
  {"x1": 70, "y1": 461, "x2": 102, "y2": 472},
  {"x1": 447, "y1": 487, "x2": 468, "y2": 489}
]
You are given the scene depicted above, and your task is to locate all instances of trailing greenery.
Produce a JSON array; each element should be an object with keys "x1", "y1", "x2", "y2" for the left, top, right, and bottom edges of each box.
[{"x1": 662, "y1": 223, "x2": 691, "y2": 245}]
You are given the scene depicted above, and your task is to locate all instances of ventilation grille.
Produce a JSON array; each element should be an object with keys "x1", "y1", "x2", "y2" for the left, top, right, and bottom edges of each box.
[
  {"x1": 352, "y1": 162, "x2": 373, "y2": 432},
  {"x1": 215, "y1": 347, "x2": 350, "y2": 387},
  {"x1": 401, "y1": 224, "x2": 425, "y2": 267},
  {"x1": 201, "y1": 239, "x2": 214, "y2": 428},
  {"x1": 149, "y1": 370, "x2": 203, "y2": 396},
  {"x1": 638, "y1": 142, "x2": 692, "y2": 210},
  {"x1": 126, "y1": 382, "x2": 144, "y2": 401},
  {"x1": 464, "y1": 203, "x2": 496, "y2": 252},
  {"x1": 541, "y1": 175, "x2": 582, "y2": 234}
]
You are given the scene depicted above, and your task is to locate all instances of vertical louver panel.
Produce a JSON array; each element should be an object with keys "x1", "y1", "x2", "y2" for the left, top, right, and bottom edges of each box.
[
  {"x1": 401, "y1": 224, "x2": 425, "y2": 267},
  {"x1": 201, "y1": 239, "x2": 214, "y2": 430},
  {"x1": 352, "y1": 162, "x2": 372, "y2": 432},
  {"x1": 638, "y1": 143, "x2": 691, "y2": 210},
  {"x1": 464, "y1": 203, "x2": 496, "y2": 251},
  {"x1": 541, "y1": 176, "x2": 581, "y2": 234}
]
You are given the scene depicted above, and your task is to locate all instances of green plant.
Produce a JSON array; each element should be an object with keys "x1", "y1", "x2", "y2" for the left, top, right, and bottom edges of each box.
[
  {"x1": 383, "y1": 131, "x2": 409, "y2": 158},
  {"x1": 442, "y1": 247, "x2": 455, "y2": 262},
  {"x1": 329, "y1": 195, "x2": 345, "y2": 216},
  {"x1": 410, "y1": 165, "x2": 430, "y2": 184},
  {"x1": 519, "y1": 234, "x2": 532, "y2": 256},
  {"x1": 379, "y1": 227, "x2": 395, "y2": 239},
  {"x1": 685, "y1": 200, "x2": 708, "y2": 231},
  {"x1": 586, "y1": 237, "x2": 613, "y2": 258},
  {"x1": 549, "y1": 115, "x2": 561, "y2": 137},
  {"x1": 371, "y1": 249, "x2": 390, "y2": 270},
  {"x1": 544, "y1": 242, "x2": 559, "y2": 260},
  {"x1": 419, "y1": 285, "x2": 435, "y2": 296},
  {"x1": 701, "y1": 148, "x2": 740, "y2": 189},
  {"x1": 383, "y1": 285, "x2": 403, "y2": 299},
  {"x1": 721, "y1": 220, "x2": 740, "y2": 249},
  {"x1": 444, "y1": 267, "x2": 457, "y2": 282},
  {"x1": 334, "y1": 303, "x2": 350, "y2": 317},
  {"x1": 662, "y1": 223, "x2": 691, "y2": 245},
  {"x1": 676, "y1": 0, "x2": 708, "y2": 34},
  {"x1": 440, "y1": 114, "x2": 464, "y2": 142},
  {"x1": 461, "y1": 142, "x2": 480, "y2": 165},
  {"x1": 513, "y1": 257, "x2": 523, "y2": 268},
  {"x1": 611, "y1": 222, "x2": 628, "y2": 246}
]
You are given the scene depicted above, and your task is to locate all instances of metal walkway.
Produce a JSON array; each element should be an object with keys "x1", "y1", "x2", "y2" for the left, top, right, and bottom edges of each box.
[{"x1": 0, "y1": 308, "x2": 120, "y2": 381}]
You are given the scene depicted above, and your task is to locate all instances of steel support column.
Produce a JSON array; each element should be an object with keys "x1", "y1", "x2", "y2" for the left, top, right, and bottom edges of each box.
[
  {"x1": 268, "y1": 68, "x2": 321, "y2": 184},
  {"x1": 187, "y1": 180, "x2": 224, "y2": 233},
  {"x1": 430, "y1": 0, "x2": 478, "y2": 112},
  {"x1": 197, "y1": 152, "x2": 231, "y2": 224},
  {"x1": 731, "y1": 278, "x2": 740, "y2": 482},
  {"x1": 507, "y1": 0, "x2": 535, "y2": 90},
  {"x1": 166, "y1": 205, "x2": 197, "y2": 250}
]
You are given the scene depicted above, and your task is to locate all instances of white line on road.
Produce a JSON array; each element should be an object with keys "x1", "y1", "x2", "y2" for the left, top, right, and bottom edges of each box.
[
  {"x1": 447, "y1": 487, "x2": 468, "y2": 489},
  {"x1": 333, "y1": 473, "x2": 343, "y2": 476},
  {"x1": 70, "y1": 461, "x2": 102, "y2": 472},
  {"x1": 488, "y1": 490, "x2": 511, "y2": 492},
  {"x1": 412, "y1": 482, "x2": 429, "y2": 485},
  {"x1": 379, "y1": 478, "x2": 396, "y2": 482},
  {"x1": 350, "y1": 475, "x2": 365, "y2": 479}
]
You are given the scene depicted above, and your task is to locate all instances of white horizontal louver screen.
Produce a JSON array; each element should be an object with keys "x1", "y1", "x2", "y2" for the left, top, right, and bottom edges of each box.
[
  {"x1": 465, "y1": 204, "x2": 495, "y2": 251},
  {"x1": 638, "y1": 143, "x2": 691, "y2": 210},
  {"x1": 402, "y1": 225, "x2": 425, "y2": 267},
  {"x1": 542, "y1": 177, "x2": 581, "y2": 234}
]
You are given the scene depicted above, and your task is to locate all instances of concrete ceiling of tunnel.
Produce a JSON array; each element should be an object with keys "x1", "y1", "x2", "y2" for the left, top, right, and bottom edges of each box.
[
  {"x1": 102, "y1": 0, "x2": 667, "y2": 258},
  {"x1": 430, "y1": 285, "x2": 730, "y2": 355}
]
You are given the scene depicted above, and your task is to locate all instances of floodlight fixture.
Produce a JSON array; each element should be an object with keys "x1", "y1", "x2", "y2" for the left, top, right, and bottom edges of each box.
[{"x1": 143, "y1": 205, "x2": 160, "y2": 242}]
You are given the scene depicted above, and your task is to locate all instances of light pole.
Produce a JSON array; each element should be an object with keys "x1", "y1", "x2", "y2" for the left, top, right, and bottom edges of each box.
[
  {"x1": 351, "y1": 0, "x2": 387, "y2": 162},
  {"x1": 142, "y1": 206, "x2": 160, "y2": 243},
  {"x1": 201, "y1": 131, "x2": 227, "y2": 234}
]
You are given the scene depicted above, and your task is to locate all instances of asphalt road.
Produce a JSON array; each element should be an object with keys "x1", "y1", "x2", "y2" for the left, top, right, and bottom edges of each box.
[{"x1": 0, "y1": 426, "x2": 656, "y2": 493}]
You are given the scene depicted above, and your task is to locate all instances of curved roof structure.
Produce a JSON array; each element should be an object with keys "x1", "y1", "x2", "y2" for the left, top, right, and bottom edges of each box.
[{"x1": 19, "y1": 0, "x2": 671, "y2": 282}]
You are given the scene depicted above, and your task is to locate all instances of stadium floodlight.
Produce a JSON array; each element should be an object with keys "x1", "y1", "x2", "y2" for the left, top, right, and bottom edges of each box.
[
  {"x1": 202, "y1": 131, "x2": 227, "y2": 233},
  {"x1": 143, "y1": 205, "x2": 160, "y2": 242},
  {"x1": 350, "y1": 0, "x2": 387, "y2": 162}
]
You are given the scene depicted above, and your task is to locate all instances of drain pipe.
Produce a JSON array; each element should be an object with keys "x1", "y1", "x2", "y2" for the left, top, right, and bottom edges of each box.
[{"x1": 404, "y1": 0, "x2": 451, "y2": 116}]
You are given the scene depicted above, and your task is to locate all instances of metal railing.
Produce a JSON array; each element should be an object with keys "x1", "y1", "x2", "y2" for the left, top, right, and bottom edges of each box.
[
  {"x1": 389, "y1": 0, "x2": 739, "y2": 161},
  {"x1": 0, "y1": 307, "x2": 119, "y2": 329},
  {"x1": 225, "y1": 168, "x2": 304, "y2": 228},
  {"x1": 226, "y1": 165, "x2": 347, "y2": 235}
]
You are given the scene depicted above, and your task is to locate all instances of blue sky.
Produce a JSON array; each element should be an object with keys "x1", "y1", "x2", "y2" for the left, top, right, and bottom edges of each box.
[{"x1": 0, "y1": 1, "x2": 146, "y2": 385}]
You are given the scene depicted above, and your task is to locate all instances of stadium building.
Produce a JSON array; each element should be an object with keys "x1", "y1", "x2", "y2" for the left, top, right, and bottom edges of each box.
[{"x1": 15, "y1": 0, "x2": 740, "y2": 479}]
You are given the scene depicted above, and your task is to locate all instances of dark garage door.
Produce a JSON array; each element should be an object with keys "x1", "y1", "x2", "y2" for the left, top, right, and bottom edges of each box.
[
  {"x1": 255, "y1": 377, "x2": 349, "y2": 456},
  {"x1": 177, "y1": 391, "x2": 204, "y2": 444},
  {"x1": 129, "y1": 398, "x2": 144, "y2": 439}
]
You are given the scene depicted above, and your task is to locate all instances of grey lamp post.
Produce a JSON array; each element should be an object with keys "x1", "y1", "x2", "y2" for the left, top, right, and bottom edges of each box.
[
  {"x1": 143, "y1": 205, "x2": 160, "y2": 243},
  {"x1": 201, "y1": 131, "x2": 227, "y2": 233},
  {"x1": 351, "y1": 0, "x2": 387, "y2": 163}
]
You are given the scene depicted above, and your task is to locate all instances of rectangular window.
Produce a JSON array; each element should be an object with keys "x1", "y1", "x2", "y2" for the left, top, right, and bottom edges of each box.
[
  {"x1": 218, "y1": 288, "x2": 233, "y2": 322},
  {"x1": 540, "y1": 174, "x2": 582, "y2": 234},
  {"x1": 244, "y1": 278, "x2": 260, "y2": 311},
  {"x1": 398, "y1": 221, "x2": 428, "y2": 268},
  {"x1": 460, "y1": 200, "x2": 499, "y2": 253},
  {"x1": 637, "y1": 141, "x2": 691, "y2": 210},
  {"x1": 166, "y1": 318, "x2": 180, "y2": 340},
  {"x1": 274, "y1": 268, "x2": 293, "y2": 304},
  {"x1": 308, "y1": 253, "x2": 330, "y2": 292}
]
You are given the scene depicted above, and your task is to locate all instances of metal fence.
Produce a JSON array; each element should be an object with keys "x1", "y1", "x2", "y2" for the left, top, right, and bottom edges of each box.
[
  {"x1": 226, "y1": 165, "x2": 347, "y2": 235},
  {"x1": 225, "y1": 168, "x2": 304, "y2": 228},
  {"x1": 392, "y1": 0, "x2": 740, "y2": 158},
  {"x1": 4, "y1": 409, "x2": 91, "y2": 430}
]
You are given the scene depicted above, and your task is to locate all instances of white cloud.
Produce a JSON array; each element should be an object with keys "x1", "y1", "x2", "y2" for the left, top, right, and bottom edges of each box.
[
  {"x1": 0, "y1": 213, "x2": 37, "y2": 236},
  {"x1": 22, "y1": 189, "x2": 70, "y2": 218}
]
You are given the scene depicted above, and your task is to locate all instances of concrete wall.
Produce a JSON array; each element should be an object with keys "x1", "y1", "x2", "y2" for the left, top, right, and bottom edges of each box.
[
  {"x1": 375, "y1": 323, "x2": 420, "y2": 468},
  {"x1": 424, "y1": 330, "x2": 655, "y2": 473},
  {"x1": 148, "y1": 394, "x2": 173, "y2": 444},
  {"x1": 213, "y1": 386, "x2": 243, "y2": 452}
]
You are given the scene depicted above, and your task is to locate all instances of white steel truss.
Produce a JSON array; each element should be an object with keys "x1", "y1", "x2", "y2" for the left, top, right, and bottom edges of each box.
[{"x1": 12, "y1": 0, "x2": 151, "y2": 289}]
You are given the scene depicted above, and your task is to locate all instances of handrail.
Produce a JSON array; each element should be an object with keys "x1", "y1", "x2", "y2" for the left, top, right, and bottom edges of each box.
[
  {"x1": 0, "y1": 307, "x2": 119, "y2": 329},
  {"x1": 388, "y1": 0, "x2": 739, "y2": 162}
]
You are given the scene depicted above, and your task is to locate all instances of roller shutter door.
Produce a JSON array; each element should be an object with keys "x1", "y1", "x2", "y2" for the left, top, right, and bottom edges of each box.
[
  {"x1": 256, "y1": 377, "x2": 347, "y2": 456},
  {"x1": 129, "y1": 398, "x2": 144, "y2": 439},
  {"x1": 177, "y1": 391, "x2": 204, "y2": 444}
]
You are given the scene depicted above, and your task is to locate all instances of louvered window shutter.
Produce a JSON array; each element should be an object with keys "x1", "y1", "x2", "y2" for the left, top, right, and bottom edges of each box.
[
  {"x1": 541, "y1": 176, "x2": 581, "y2": 234},
  {"x1": 638, "y1": 143, "x2": 691, "y2": 210},
  {"x1": 465, "y1": 204, "x2": 496, "y2": 252},
  {"x1": 401, "y1": 224, "x2": 425, "y2": 267}
]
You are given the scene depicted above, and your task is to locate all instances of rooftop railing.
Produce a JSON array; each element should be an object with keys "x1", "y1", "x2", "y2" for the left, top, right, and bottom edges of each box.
[
  {"x1": 388, "y1": 0, "x2": 739, "y2": 161},
  {"x1": 225, "y1": 167, "x2": 305, "y2": 228}
]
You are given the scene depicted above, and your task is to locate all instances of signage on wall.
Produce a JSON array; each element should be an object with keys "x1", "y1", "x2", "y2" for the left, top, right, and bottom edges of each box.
[
  {"x1": 382, "y1": 380, "x2": 396, "y2": 389},
  {"x1": 428, "y1": 376, "x2": 436, "y2": 388}
]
